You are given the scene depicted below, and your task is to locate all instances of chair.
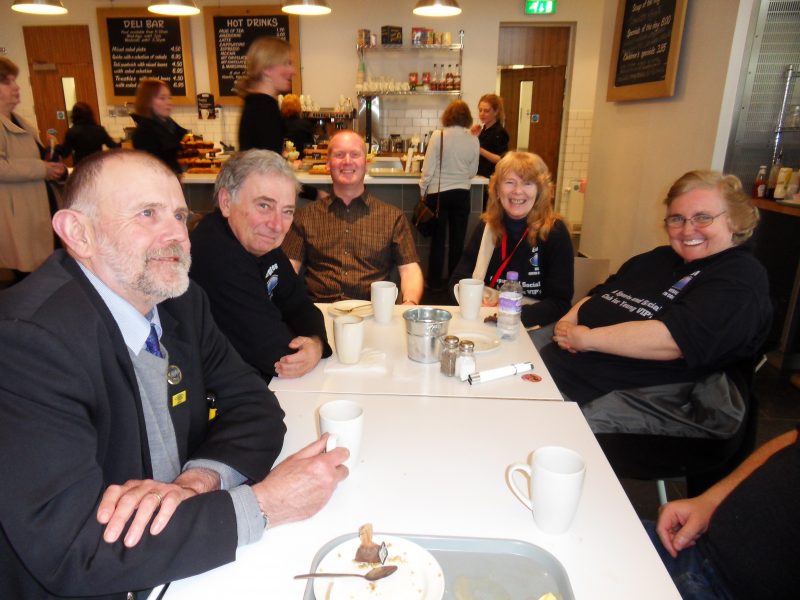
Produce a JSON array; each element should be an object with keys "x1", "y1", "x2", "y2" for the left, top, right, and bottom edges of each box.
[
  {"x1": 594, "y1": 355, "x2": 760, "y2": 499},
  {"x1": 572, "y1": 256, "x2": 610, "y2": 303}
]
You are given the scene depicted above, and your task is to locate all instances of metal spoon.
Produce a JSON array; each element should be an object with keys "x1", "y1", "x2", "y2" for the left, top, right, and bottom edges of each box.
[{"x1": 294, "y1": 565, "x2": 398, "y2": 582}]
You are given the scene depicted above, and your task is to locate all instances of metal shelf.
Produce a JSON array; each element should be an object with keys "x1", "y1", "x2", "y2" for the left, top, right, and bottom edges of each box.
[{"x1": 357, "y1": 91, "x2": 461, "y2": 97}]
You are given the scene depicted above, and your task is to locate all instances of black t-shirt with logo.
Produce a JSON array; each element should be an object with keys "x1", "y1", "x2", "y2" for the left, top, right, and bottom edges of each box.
[{"x1": 540, "y1": 244, "x2": 772, "y2": 404}]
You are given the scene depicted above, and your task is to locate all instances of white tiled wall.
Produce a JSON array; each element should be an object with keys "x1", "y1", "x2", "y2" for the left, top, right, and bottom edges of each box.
[
  {"x1": 556, "y1": 109, "x2": 593, "y2": 231},
  {"x1": 102, "y1": 105, "x2": 243, "y2": 147}
]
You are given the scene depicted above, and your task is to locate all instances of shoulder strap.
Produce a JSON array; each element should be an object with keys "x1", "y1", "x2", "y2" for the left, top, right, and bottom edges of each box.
[{"x1": 472, "y1": 224, "x2": 495, "y2": 281}]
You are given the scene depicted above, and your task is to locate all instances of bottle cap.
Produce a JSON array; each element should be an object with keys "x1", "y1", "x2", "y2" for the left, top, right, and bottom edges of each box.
[{"x1": 507, "y1": 271, "x2": 519, "y2": 281}]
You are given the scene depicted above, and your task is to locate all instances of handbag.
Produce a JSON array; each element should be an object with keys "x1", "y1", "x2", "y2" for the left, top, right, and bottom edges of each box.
[{"x1": 413, "y1": 130, "x2": 443, "y2": 237}]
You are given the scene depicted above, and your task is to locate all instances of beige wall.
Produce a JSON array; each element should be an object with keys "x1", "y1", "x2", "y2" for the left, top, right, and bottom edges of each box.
[{"x1": 579, "y1": 0, "x2": 756, "y2": 269}]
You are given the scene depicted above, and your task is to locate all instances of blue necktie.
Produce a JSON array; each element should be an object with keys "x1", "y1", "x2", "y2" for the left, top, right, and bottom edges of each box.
[{"x1": 145, "y1": 324, "x2": 163, "y2": 358}]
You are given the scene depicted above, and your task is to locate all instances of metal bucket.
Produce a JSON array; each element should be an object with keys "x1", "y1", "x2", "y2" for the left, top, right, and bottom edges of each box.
[{"x1": 403, "y1": 307, "x2": 452, "y2": 363}]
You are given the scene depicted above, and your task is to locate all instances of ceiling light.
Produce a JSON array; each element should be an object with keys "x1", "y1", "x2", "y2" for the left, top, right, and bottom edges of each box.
[
  {"x1": 147, "y1": 0, "x2": 200, "y2": 16},
  {"x1": 413, "y1": 0, "x2": 462, "y2": 17},
  {"x1": 11, "y1": 0, "x2": 67, "y2": 15},
  {"x1": 281, "y1": 0, "x2": 332, "y2": 15}
]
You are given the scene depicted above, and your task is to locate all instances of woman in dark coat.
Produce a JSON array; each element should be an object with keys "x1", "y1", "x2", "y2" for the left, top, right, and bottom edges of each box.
[
  {"x1": 131, "y1": 78, "x2": 187, "y2": 175},
  {"x1": 57, "y1": 102, "x2": 119, "y2": 165}
]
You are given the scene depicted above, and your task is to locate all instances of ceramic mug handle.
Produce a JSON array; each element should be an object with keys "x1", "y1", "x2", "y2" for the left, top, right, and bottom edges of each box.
[
  {"x1": 506, "y1": 463, "x2": 533, "y2": 510},
  {"x1": 453, "y1": 283, "x2": 461, "y2": 303}
]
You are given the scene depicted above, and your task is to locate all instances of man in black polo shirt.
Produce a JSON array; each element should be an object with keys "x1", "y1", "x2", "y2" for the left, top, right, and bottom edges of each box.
[
  {"x1": 648, "y1": 426, "x2": 799, "y2": 598},
  {"x1": 190, "y1": 150, "x2": 331, "y2": 381}
]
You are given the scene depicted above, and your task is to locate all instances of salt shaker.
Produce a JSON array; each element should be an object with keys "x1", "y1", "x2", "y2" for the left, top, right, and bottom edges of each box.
[
  {"x1": 455, "y1": 339, "x2": 476, "y2": 382},
  {"x1": 440, "y1": 335, "x2": 459, "y2": 377}
]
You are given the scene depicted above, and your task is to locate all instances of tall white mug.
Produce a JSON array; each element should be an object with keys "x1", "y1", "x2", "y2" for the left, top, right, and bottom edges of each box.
[
  {"x1": 318, "y1": 400, "x2": 364, "y2": 469},
  {"x1": 370, "y1": 281, "x2": 398, "y2": 324},
  {"x1": 453, "y1": 278, "x2": 484, "y2": 320},
  {"x1": 506, "y1": 446, "x2": 586, "y2": 534},
  {"x1": 333, "y1": 315, "x2": 364, "y2": 364}
]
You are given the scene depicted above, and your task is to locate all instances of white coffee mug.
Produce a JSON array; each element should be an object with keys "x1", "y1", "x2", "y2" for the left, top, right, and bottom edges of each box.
[
  {"x1": 370, "y1": 281, "x2": 398, "y2": 324},
  {"x1": 319, "y1": 400, "x2": 364, "y2": 469},
  {"x1": 453, "y1": 278, "x2": 484, "y2": 320},
  {"x1": 506, "y1": 446, "x2": 586, "y2": 534},
  {"x1": 333, "y1": 315, "x2": 364, "y2": 364}
]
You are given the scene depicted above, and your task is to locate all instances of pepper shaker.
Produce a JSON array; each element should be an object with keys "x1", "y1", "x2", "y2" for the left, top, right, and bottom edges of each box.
[{"x1": 440, "y1": 335, "x2": 460, "y2": 377}]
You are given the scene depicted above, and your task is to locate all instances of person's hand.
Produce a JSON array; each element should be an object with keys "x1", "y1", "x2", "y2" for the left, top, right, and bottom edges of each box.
[
  {"x1": 552, "y1": 320, "x2": 591, "y2": 352},
  {"x1": 481, "y1": 297, "x2": 498, "y2": 307},
  {"x1": 275, "y1": 335, "x2": 323, "y2": 378},
  {"x1": 251, "y1": 435, "x2": 348, "y2": 527},
  {"x1": 45, "y1": 161, "x2": 66, "y2": 180},
  {"x1": 97, "y1": 479, "x2": 198, "y2": 547},
  {"x1": 470, "y1": 124, "x2": 481, "y2": 136},
  {"x1": 656, "y1": 495, "x2": 717, "y2": 558}
]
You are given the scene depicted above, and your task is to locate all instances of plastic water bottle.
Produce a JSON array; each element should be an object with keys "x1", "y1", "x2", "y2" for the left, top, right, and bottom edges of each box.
[{"x1": 497, "y1": 271, "x2": 523, "y2": 340}]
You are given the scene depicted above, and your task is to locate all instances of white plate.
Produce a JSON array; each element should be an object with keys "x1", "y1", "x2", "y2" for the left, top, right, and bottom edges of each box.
[
  {"x1": 328, "y1": 300, "x2": 374, "y2": 318},
  {"x1": 312, "y1": 535, "x2": 445, "y2": 600},
  {"x1": 449, "y1": 331, "x2": 501, "y2": 353}
]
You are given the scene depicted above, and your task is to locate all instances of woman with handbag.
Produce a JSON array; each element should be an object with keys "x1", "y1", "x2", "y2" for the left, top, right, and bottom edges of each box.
[
  {"x1": 449, "y1": 152, "x2": 574, "y2": 328},
  {"x1": 419, "y1": 100, "x2": 479, "y2": 291}
]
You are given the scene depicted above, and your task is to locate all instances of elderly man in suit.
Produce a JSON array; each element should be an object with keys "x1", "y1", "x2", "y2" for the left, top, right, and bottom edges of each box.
[{"x1": 0, "y1": 149, "x2": 347, "y2": 600}]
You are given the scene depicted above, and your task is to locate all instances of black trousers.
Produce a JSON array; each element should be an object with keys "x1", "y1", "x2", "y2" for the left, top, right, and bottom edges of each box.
[{"x1": 426, "y1": 188, "x2": 470, "y2": 283}]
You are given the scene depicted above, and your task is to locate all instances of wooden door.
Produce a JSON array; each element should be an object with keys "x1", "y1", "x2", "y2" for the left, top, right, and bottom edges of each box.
[
  {"x1": 22, "y1": 25, "x2": 99, "y2": 152},
  {"x1": 500, "y1": 65, "x2": 566, "y2": 182}
]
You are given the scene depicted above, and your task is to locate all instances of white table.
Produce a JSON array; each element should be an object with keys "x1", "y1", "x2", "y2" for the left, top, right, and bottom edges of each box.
[
  {"x1": 153, "y1": 392, "x2": 678, "y2": 599},
  {"x1": 270, "y1": 305, "x2": 563, "y2": 401}
]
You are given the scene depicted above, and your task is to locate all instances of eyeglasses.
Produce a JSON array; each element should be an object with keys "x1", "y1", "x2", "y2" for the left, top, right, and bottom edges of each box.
[{"x1": 664, "y1": 211, "x2": 726, "y2": 229}]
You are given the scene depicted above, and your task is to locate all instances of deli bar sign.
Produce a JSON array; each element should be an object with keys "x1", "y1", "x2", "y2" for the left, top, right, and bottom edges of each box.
[{"x1": 97, "y1": 8, "x2": 196, "y2": 104}]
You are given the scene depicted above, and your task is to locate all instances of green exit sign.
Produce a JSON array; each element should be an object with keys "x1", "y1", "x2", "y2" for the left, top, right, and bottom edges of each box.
[{"x1": 525, "y1": 0, "x2": 556, "y2": 14}]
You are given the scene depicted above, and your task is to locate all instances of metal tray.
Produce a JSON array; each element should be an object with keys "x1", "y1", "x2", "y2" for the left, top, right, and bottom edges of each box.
[{"x1": 302, "y1": 533, "x2": 574, "y2": 600}]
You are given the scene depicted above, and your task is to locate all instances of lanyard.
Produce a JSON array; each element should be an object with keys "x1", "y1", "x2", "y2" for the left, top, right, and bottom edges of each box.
[{"x1": 489, "y1": 226, "x2": 529, "y2": 288}]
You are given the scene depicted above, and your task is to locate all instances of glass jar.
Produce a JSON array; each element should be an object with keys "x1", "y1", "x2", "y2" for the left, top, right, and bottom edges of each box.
[
  {"x1": 455, "y1": 339, "x2": 476, "y2": 382},
  {"x1": 439, "y1": 335, "x2": 459, "y2": 377}
]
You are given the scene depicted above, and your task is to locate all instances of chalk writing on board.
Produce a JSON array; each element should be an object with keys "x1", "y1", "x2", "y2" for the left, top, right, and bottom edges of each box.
[
  {"x1": 106, "y1": 17, "x2": 186, "y2": 96},
  {"x1": 614, "y1": 0, "x2": 676, "y2": 88}
]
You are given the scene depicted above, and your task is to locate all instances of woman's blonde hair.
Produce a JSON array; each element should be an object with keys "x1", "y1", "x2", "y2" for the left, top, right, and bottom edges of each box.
[
  {"x1": 664, "y1": 170, "x2": 759, "y2": 245},
  {"x1": 134, "y1": 78, "x2": 168, "y2": 118},
  {"x1": 484, "y1": 152, "x2": 557, "y2": 244},
  {"x1": 280, "y1": 94, "x2": 302, "y2": 119},
  {"x1": 478, "y1": 93, "x2": 505, "y2": 125},
  {"x1": 233, "y1": 37, "x2": 291, "y2": 97}
]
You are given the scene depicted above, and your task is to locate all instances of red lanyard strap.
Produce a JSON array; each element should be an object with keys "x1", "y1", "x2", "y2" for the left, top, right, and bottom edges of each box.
[{"x1": 489, "y1": 226, "x2": 529, "y2": 288}]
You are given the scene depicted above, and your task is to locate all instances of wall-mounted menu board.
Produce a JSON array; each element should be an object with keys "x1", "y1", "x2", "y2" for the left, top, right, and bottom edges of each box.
[
  {"x1": 97, "y1": 8, "x2": 196, "y2": 105},
  {"x1": 203, "y1": 5, "x2": 301, "y2": 106},
  {"x1": 606, "y1": 0, "x2": 687, "y2": 102}
]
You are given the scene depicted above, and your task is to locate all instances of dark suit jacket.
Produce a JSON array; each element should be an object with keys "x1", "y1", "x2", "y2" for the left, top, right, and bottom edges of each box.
[{"x1": 0, "y1": 251, "x2": 286, "y2": 600}]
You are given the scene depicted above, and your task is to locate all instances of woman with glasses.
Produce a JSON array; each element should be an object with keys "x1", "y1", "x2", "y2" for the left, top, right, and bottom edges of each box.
[{"x1": 541, "y1": 170, "x2": 772, "y2": 406}]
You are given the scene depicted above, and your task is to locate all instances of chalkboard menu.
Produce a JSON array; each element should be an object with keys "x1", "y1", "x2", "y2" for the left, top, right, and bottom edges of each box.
[
  {"x1": 97, "y1": 8, "x2": 196, "y2": 105},
  {"x1": 203, "y1": 6, "x2": 301, "y2": 106},
  {"x1": 607, "y1": 0, "x2": 687, "y2": 102}
]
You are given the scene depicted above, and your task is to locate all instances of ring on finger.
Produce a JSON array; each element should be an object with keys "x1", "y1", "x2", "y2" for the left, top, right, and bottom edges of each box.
[{"x1": 149, "y1": 490, "x2": 163, "y2": 506}]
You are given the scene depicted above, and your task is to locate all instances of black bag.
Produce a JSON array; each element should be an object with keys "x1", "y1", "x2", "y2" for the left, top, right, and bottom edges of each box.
[
  {"x1": 413, "y1": 130, "x2": 443, "y2": 238},
  {"x1": 413, "y1": 194, "x2": 437, "y2": 237}
]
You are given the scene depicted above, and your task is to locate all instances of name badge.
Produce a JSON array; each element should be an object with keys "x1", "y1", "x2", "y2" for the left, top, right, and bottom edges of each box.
[{"x1": 171, "y1": 390, "x2": 187, "y2": 407}]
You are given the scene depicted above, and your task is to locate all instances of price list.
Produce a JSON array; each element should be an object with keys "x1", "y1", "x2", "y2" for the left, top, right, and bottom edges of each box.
[
  {"x1": 106, "y1": 17, "x2": 187, "y2": 97},
  {"x1": 212, "y1": 15, "x2": 289, "y2": 96},
  {"x1": 614, "y1": 0, "x2": 677, "y2": 87}
]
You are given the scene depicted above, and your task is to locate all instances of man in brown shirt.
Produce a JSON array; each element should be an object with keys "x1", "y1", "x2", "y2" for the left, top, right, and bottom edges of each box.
[{"x1": 282, "y1": 130, "x2": 423, "y2": 304}]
